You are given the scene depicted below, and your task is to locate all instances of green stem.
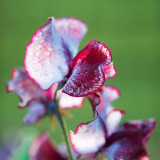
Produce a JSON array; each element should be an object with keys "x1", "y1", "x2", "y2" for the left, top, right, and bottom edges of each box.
[{"x1": 55, "y1": 104, "x2": 74, "y2": 160}]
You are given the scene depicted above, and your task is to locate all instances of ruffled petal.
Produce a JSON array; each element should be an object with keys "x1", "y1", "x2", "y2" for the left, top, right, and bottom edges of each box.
[
  {"x1": 63, "y1": 40, "x2": 112, "y2": 97},
  {"x1": 56, "y1": 89, "x2": 84, "y2": 109},
  {"x1": 25, "y1": 17, "x2": 69, "y2": 90},
  {"x1": 70, "y1": 86, "x2": 121, "y2": 155},
  {"x1": 23, "y1": 102, "x2": 46, "y2": 125},
  {"x1": 95, "y1": 86, "x2": 121, "y2": 129},
  {"x1": 102, "y1": 62, "x2": 117, "y2": 80},
  {"x1": 92, "y1": 86, "x2": 123, "y2": 136},
  {"x1": 102, "y1": 119, "x2": 156, "y2": 160},
  {"x1": 6, "y1": 68, "x2": 46, "y2": 108},
  {"x1": 29, "y1": 133, "x2": 65, "y2": 160},
  {"x1": 70, "y1": 116, "x2": 106, "y2": 155},
  {"x1": 55, "y1": 17, "x2": 88, "y2": 59},
  {"x1": 88, "y1": 86, "x2": 122, "y2": 135},
  {"x1": 98, "y1": 86, "x2": 120, "y2": 104},
  {"x1": 125, "y1": 119, "x2": 156, "y2": 144}
]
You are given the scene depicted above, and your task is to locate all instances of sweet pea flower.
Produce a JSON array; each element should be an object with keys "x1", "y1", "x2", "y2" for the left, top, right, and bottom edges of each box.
[
  {"x1": 24, "y1": 17, "x2": 116, "y2": 97},
  {"x1": 70, "y1": 86, "x2": 156, "y2": 160},
  {"x1": 6, "y1": 68, "x2": 84, "y2": 125},
  {"x1": 70, "y1": 86, "x2": 122, "y2": 154}
]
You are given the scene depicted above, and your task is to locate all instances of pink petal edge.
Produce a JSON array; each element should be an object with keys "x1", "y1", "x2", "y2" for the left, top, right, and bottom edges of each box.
[
  {"x1": 102, "y1": 62, "x2": 117, "y2": 80},
  {"x1": 69, "y1": 116, "x2": 106, "y2": 155},
  {"x1": 70, "y1": 86, "x2": 121, "y2": 155},
  {"x1": 24, "y1": 17, "x2": 69, "y2": 90},
  {"x1": 55, "y1": 17, "x2": 88, "y2": 59},
  {"x1": 63, "y1": 40, "x2": 113, "y2": 97},
  {"x1": 106, "y1": 109, "x2": 125, "y2": 136},
  {"x1": 6, "y1": 68, "x2": 46, "y2": 108}
]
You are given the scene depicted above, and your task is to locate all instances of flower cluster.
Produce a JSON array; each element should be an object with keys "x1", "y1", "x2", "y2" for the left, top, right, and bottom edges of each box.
[
  {"x1": 69, "y1": 86, "x2": 156, "y2": 159},
  {"x1": 7, "y1": 17, "x2": 156, "y2": 160}
]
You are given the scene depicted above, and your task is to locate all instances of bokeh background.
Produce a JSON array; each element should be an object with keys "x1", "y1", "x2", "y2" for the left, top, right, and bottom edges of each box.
[{"x1": 0, "y1": 0, "x2": 160, "y2": 159}]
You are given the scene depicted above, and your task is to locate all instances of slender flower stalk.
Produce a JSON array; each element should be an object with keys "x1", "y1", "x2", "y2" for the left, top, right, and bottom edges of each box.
[{"x1": 55, "y1": 99, "x2": 74, "y2": 160}]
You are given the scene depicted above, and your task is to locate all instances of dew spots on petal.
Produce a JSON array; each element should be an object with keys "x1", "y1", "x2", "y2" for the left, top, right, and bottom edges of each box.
[
  {"x1": 70, "y1": 117, "x2": 106, "y2": 154},
  {"x1": 63, "y1": 65, "x2": 104, "y2": 96},
  {"x1": 25, "y1": 20, "x2": 69, "y2": 89},
  {"x1": 63, "y1": 40, "x2": 113, "y2": 96}
]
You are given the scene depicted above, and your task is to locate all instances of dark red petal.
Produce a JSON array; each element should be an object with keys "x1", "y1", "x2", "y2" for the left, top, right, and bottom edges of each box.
[
  {"x1": 102, "y1": 119, "x2": 156, "y2": 160},
  {"x1": 56, "y1": 89, "x2": 84, "y2": 109},
  {"x1": 124, "y1": 119, "x2": 156, "y2": 144},
  {"x1": 25, "y1": 17, "x2": 69, "y2": 90},
  {"x1": 63, "y1": 40, "x2": 112, "y2": 97},
  {"x1": 55, "y1": 17, "x2": 88, "y2": 59},
  {"x1": 29, "y1": 133, "x2": 65, "y2": 160},
  {"x1": 6, "y1": 68, "x2": 46, "y2": 108}
]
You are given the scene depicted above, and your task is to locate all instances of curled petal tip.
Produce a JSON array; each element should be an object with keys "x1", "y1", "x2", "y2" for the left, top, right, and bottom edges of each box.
[
  {"x1": 63, "y1": 40, "x2": 113, "y2": 97},
  {"x1": 24, "y1": 17, "x2": 69, "y2": 90},
  {"x1": 102, "y1": 62, "x2": 117, "y2": 80}
]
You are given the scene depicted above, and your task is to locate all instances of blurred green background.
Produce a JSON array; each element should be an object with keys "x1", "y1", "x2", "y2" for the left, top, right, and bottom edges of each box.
[{"x1": 0, "y1": 0, "x2": 160, "y2": 159}]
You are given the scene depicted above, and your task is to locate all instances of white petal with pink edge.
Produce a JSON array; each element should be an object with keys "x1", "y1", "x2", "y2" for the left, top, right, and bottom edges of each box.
[
  {"x1": 56, "y1": 89, "x2": 84, "y2": 109},
  {"x1": 25, "y1": 17, "x2": 69, "y2": 90},
  {"x1": 106, "y1": 109, "x2": 124, "y2": 136},
  {"x1": 7, "y1": 68, "x2": 46, "y2": 108},
  {"x1": 55, "y1": 17, "x2": 88, "y2": 59},
  {"x1": 69, "y1": 117, "x2": 106, "y2": 155}
]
